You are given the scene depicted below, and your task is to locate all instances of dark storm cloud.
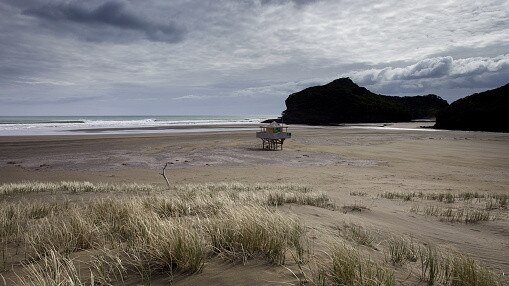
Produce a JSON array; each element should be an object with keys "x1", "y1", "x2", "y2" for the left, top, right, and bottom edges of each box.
[{"x1": 22, "y1": 1, "x2": 185, "y2": 43}]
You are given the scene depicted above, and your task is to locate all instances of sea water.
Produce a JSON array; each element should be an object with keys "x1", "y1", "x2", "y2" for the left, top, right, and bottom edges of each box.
[{"x1": 0, "y1": 115, "x2": 275, "y2": 136}]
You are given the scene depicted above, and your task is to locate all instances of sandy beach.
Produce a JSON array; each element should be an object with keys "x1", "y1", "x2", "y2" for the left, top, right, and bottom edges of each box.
[{"x1": 1, "y1": 123, "x2": 508, "y2": 285}]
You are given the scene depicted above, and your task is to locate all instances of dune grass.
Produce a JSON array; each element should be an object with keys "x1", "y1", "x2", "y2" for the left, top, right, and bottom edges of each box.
[
  {"x1": 1, "y1": 182, "x2": 331, "y2": 285},
  {"x1": 380, "y1": 191, "x2": 508, "y2": 210},
  {"x1": 1, "y1": 182, "x2": 506, "y2": 285},
  {"x1": 15, "y1": 250, "x2": 85, "y2": 286},
  {"x1": 485, "y1": 194, "x2": 508, "y2": 210},
  {"x1": 349, "y1": 191, "x2": 368, "y2": 197},
  {"x1": 448, "y1": 254, "x2": 506, "y2": 286},
  {"x1": 417, "y1": 246, "x2": 506, "y2": 286},
  {"x1": 410, "y1": 205, "x2": 493, "y2": 223},
  {"x1": 339, "y1": 223, "x2": 377, "y2": 249},
  {"x1": 205, "y1": 205, "x2": 304, "y2": 264},
  {"x1": 0, "y1": 181, "x2": 158, "y2": 195},
  {"x1": 386, "y1": 236, "x2": 418, "y2": 266},
  {"x1": 315, "y1": 244, "x2": 395, "y2": 286},
  {"x1": 335, "y1": 224, "x2": 506, "y2": 286},
  {"x1": 380, "y1": 192, "x2": 415, "y2": 201}
]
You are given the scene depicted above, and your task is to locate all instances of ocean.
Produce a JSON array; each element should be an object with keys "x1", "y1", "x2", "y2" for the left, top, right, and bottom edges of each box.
[{"x1": 0, "y1": 115, "x2": 276, "y2": 136}]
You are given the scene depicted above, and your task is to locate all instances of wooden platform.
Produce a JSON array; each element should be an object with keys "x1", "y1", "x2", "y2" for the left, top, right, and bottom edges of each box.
[{"x1": 260, "y1": 138, "x2": 286, "y2": 150}]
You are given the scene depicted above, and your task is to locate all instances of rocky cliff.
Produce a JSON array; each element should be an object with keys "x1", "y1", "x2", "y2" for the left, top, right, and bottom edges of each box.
[{"x1": 281, "y1": 78, "x2": 448, "y2": 124}]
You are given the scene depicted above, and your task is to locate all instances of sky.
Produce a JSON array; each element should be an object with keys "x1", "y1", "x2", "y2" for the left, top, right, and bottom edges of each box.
[{"x1": 1, "y1": 0, "x2": 508, "y2": 116}]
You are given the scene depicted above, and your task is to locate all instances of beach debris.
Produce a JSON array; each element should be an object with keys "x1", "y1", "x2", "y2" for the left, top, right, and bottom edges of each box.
[{"x1": 160, "y1": 162, "x2": 171, "y2": 188}]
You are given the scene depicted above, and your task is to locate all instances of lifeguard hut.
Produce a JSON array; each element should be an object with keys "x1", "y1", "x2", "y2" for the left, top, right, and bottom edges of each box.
[{"x1": 256, "y1": 121, "x2": 291, "y2": 150}]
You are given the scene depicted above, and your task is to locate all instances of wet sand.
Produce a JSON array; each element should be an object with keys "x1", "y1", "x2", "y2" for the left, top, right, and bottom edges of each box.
[{"x1": 1, "y1": 123, "x2": 508, "y2": 284}]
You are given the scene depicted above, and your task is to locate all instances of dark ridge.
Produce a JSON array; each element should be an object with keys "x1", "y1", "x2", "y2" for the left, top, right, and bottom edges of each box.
[
  {"x1": 435, "y1": 83, "x2": 509, "y2": 132},
  {"x1": 385, "y1": 94, "x2": 448, "y2": 120},
  {"x1": 281, "y1": 77, "x2": 448, "y2": 125}
]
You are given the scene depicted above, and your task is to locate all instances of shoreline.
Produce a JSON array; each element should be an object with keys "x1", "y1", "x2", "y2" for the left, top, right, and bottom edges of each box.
[{"x1": 0, "y1": 121, "x2": 440, "y2": 137}]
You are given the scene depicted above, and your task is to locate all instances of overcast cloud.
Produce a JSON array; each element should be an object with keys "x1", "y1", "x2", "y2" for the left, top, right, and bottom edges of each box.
[{"x1": 0, "y1": 0, "x2": 508, "y2": 115}]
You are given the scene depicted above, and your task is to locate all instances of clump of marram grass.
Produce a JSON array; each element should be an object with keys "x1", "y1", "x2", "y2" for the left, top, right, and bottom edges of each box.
[
  {"x1": 0, "y1": 181, "x2": 158, "y2": 195},
  {"x1": 381, "y1": 191, "x2": 457, "y2": 203},
  {"x1": 14, "y1": 249, "x2": 85, "y2": 286},
  {"x1": 140, "y1": 196, "x2": 229, "y2": 218},
  {"x1": 485, "y1": 194, "x2": 508, "y2": 210},
  {"x1": 417, "y1": 246, "x2": 506, "y2": 286},
  {"x1": 173, "y1": 182, "x2": 312, "y2": 198},
  {"x1": 89, "y1": 249, "x2": 127, "y2": 285},
  {"x1": 418, "y1": 245, "x2": 450, "y2": 284},
  {"x1": 349, "y1": 191, "x2": 368, "y2": 197},
  {"x1": 315, "y1": 244, "x2": 395, "y2": 286},
  {"x1": 274, "y1": 191, "x2": 336, "y2": 209},
  {"x1": 411, "y1": 205, "x2": 492, "y2": 223},
  {"x1": 379, "y1": 191, "x2": 508, "y2": 206},
  {"x1": 205, "y1": 205, "x2": 304, "y2": 265},
  {"x1": 380, "y1": 192, "x2": 416, "y2": 201},
  {"x1": 173, "y1": 182, "x2": 335, "y2": 209},
  {"x1": 425, "y1": 192, "x2": 455, "y2": 203},
  {"x1": 25, "y1": 209, "x2": 99, "y2": 256},
  {"x1": 448, "y1": 254, "x2": 506, "y2": 286},
  {"x1": 122, "y1": 217, "x2": 206, "y2": 278},
  {"x1": 0, "y1": 201, "x2": 77, "y2": 269},
  {"x1": 458, "y1": 192, "x2": 485, "y2": 200},
  {"x1": 380, "y1": 190, "x2": 509, "y2": 213},
  {"x1": 340, "y1": 224, "x2": 376, "y2": 248},
  {"x1": 386, "y1": 237, "x2": 417, "y2": 265}
]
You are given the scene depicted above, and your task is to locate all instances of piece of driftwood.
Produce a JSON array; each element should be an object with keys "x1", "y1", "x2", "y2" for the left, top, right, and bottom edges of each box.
[{"x1": 160, "y1": 162, "x2": 170, "y2": 188}]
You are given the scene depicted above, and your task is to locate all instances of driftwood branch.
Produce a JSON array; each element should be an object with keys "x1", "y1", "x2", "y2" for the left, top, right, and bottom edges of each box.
[{"x1": 160, "y1": 162, "x2": 171, "y2": 188}]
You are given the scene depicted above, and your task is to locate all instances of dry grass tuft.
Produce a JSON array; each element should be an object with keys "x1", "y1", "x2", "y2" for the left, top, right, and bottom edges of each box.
[
  {"x1": 315, "y1": 244, "x2": 395, "y2": 286},
  {"x1": 417, "y1": 245, "x2": 506, "y2": 286},
  {"x1": 26, "y1": 210, "x2": 99, "y2": 256},
  {"x1": 205, "y1": 206, "x2": 304, "y2": 265},
  {"x1": 15, "y1": 249, "x2": 85, "y2": 286},
  {"x1": 349, "y1": 191, "x2": 368, "y2": 197},
  {"x1": 121, "y1": 218, "x2": 206, "y2": 279},
  {"x1": 411, "y1": 205, "x2": 492, "y2": 223},
  {"x1": 340, "y1": 224, "x2": 377, "y2": 249},
  {"x1": 386, "y1": 237, "x2": 417, "y2": 265}
]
